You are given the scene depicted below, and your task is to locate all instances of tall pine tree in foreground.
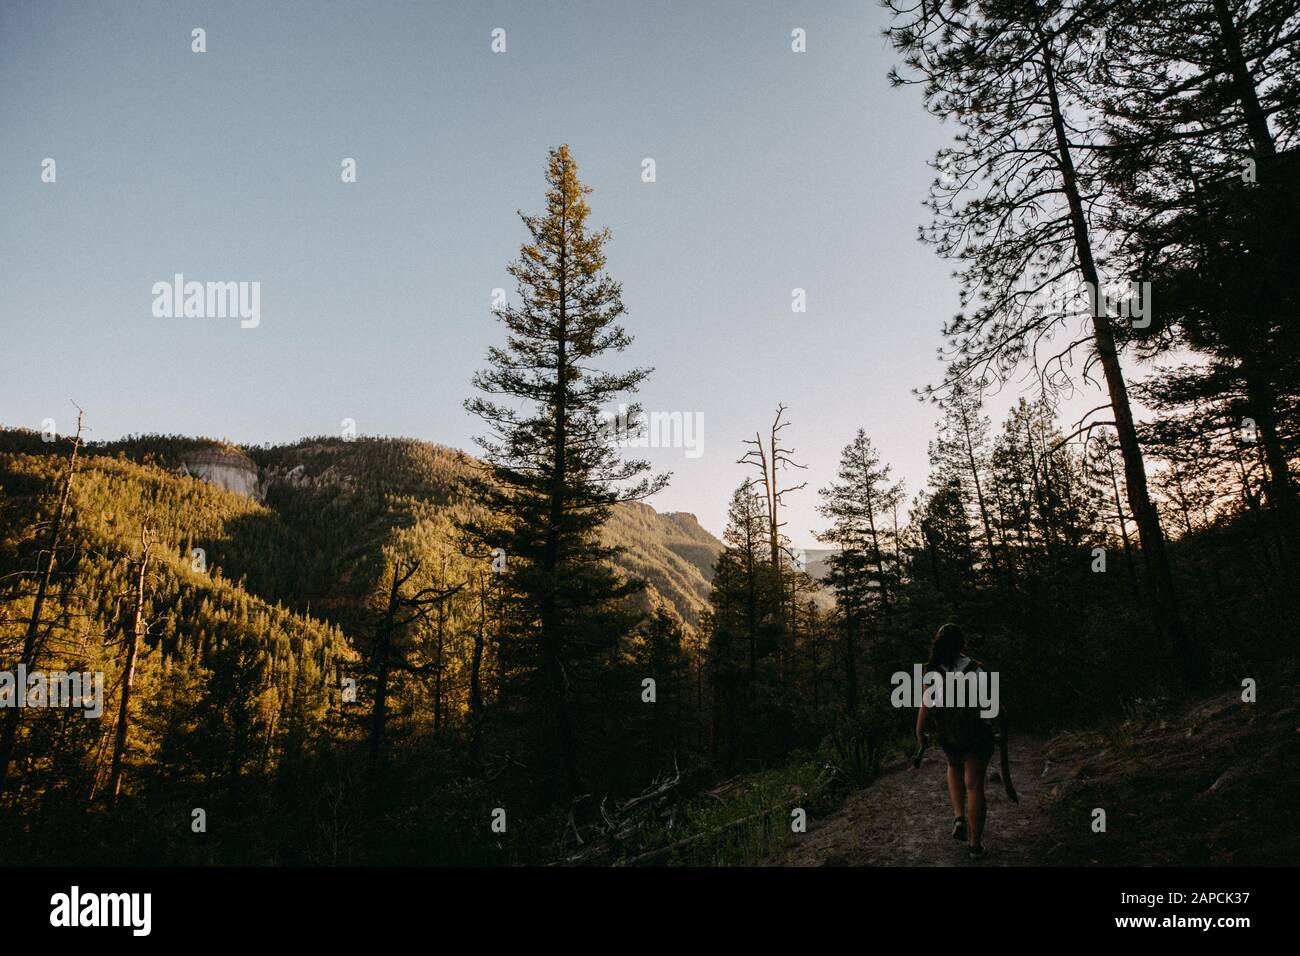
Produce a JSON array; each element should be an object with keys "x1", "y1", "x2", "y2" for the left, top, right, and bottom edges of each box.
[
  {"x1": 464, "y1": 145, "x2": 666, "y2": 800},
  {"x1": 1100, "y1": 0, "x2": 1300, "y2": 568},
  {"x1": 885, "y1": 0, "x2": 1203, "y2": 682}
]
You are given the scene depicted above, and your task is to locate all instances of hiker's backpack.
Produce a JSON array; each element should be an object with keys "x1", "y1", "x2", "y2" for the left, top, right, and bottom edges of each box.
[
  {"x1": 928, "y1": 657, "x2": 990, "y2": 751},
  {"x1": 928, "y1": 656, "x2": 1019, "y2": 802}
]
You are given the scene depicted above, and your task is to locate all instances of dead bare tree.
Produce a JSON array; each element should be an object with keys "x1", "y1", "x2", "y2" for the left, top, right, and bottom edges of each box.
[
  {"x1": 739, "y1": 405, "x2": 809, "y2": 575},
  {"x1": 738, "y1": 404, "x2": 808, "y2": 633}
]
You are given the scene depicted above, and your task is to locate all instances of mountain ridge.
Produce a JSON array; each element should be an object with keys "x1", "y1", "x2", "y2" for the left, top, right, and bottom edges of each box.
[{"x1": 0, "y1": 428, "x2": 722, "y2": 628}]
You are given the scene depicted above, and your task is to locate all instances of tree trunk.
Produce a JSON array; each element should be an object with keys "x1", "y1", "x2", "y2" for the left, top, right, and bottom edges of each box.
[
  {"x1": 1241, "y1": 362, "x2": 1298, "y2": 573},
  {"x1": 959, "y1": 405, "x2": 1000, "y2": 577},
  {"x1": 1210, "y1": 0, "x2": 1275, "y2": 162},
  {"x1": 433, "y1": 597, "x2": 445, "y2": 735},
  {"x1": 1040, "y1": 33, "x2": 1201, "y2": 682},
  {"x1": 109, "y1": 529, "x2": 151, "y2": 807},
  {"x1": 1209, "y1": 0, "x2": 1296, "y2": 568},
  {"x1": 368, "y1": 567, "x2": 400, "y2": 774},
  {"x1": 0, "y1": 413, "x2": 83, "y2": 789},
  {"x1": 745, "y1": 546, "x2": 757, "y2": 700},
  {"x1": 1106, "y1": 444, "x2": 1141, "y2": 599},
  {"x1": 843, "y1": 605, "x2": 859, "y2": 715},
  {"x1": 469, "y1": 573, "x2": 486, "y2": 766},
  {"x1": 543, "y1": 165, "x2": 581, "y2": 799}
]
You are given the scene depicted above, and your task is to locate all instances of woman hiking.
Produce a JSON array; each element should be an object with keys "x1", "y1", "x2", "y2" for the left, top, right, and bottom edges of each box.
[{"x1": 915, "y1": 623, "x2": 996, "y2": 860}]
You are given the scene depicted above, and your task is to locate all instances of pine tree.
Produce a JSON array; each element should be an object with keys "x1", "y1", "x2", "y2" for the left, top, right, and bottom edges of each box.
[
  {"x1": 705, "y1": 481, "x2": 781, "y2": 767},
  {"x1": 1100, "y1": 0, "x2": 1300, "y2": 566},
  {"x1": 818, "y1": 431, "x2": 905, "y2": 610},
  {"x1": 463, "y1": 145, "x2": 666, "y2": 799},
  {"x1": 929, "y1": 379, "x2": 1001, "y2": 580},
  {"x1": 884, "y1": 0, "x2": 1200, "y2": 679},
  {"x1": 912, "y1": 479, "x2": 978, "y2": 597}
]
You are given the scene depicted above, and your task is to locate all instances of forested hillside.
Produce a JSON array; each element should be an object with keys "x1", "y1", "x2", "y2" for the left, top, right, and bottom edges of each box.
[
  {"x1": 0, "y1": 428, "x2": 719, "y2": 863},
  {"x1": 0, "y1": 429, "x2": 719, "y2": 626},
  {"x1": 4, "y1": 386, "x2": 1290, "y2": 867}
]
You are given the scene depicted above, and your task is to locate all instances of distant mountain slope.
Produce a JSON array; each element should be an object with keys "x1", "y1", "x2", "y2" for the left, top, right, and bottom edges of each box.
[
  {"x1": 0, "y1": 429, "x2": 722, "y2": 628},
  {"x1": 603, "y1": 501, "x2": 719, "y2": 623}
]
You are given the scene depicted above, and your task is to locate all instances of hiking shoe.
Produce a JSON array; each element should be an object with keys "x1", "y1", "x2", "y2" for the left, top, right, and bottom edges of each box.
[
  {"x1": 969, "y1": 844, "x2": 985, "y2": 861},
  {"x1": 952, "y1": 817, "x2": 967, "y2": 841}
]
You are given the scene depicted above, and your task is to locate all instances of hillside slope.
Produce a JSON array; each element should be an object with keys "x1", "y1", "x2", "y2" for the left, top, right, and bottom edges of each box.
[
  {"x1": 0, "y1": 442, "x2": 354, "y2": 814},
  {"x1": 0, "y1": 430, "x2": 722, "y2": 629}
]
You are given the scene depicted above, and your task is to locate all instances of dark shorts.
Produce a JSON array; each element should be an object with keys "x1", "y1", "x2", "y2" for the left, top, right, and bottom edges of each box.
[{"x1": 940, "y1": 724, "x2": 995, "y2": 765}]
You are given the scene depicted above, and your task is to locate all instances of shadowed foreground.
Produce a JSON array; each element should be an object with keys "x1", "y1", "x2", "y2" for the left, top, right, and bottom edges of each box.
[{"x1": 770, "y1": 672, "x2": 1298, "y2": 867}]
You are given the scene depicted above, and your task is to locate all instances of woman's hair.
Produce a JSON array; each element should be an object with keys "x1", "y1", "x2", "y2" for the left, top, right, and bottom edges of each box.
[{"x1": 925, "y1": 623, "x2": 966, "y2": 671}]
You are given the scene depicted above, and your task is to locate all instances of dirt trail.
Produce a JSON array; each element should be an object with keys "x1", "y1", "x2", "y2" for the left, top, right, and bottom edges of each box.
[
  {"x1": 772, "y1": 738, "x2": 1050, "y2": 866},
  {"x1": 770, "y1": 672, "x2": 1299, "y2": 867}
]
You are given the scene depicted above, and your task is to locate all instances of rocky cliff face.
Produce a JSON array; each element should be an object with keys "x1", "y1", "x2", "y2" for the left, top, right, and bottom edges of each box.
[{"x1": 178, "y1": 446, "x2": 262, "y2": 500}]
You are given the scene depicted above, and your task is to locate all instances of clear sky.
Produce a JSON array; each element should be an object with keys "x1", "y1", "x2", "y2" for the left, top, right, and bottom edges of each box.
[{"x1": 0, "y1": 0, "x2": 1115, "y2": 545}]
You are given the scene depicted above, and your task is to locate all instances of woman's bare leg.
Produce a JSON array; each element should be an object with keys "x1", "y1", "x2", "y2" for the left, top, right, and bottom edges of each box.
[
  {"x1": 946, "y1": 762, "x2": 965, "y2": 820},
  {"x1": 964, "y1": 754, "x2": 990, "y2": 848}
]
